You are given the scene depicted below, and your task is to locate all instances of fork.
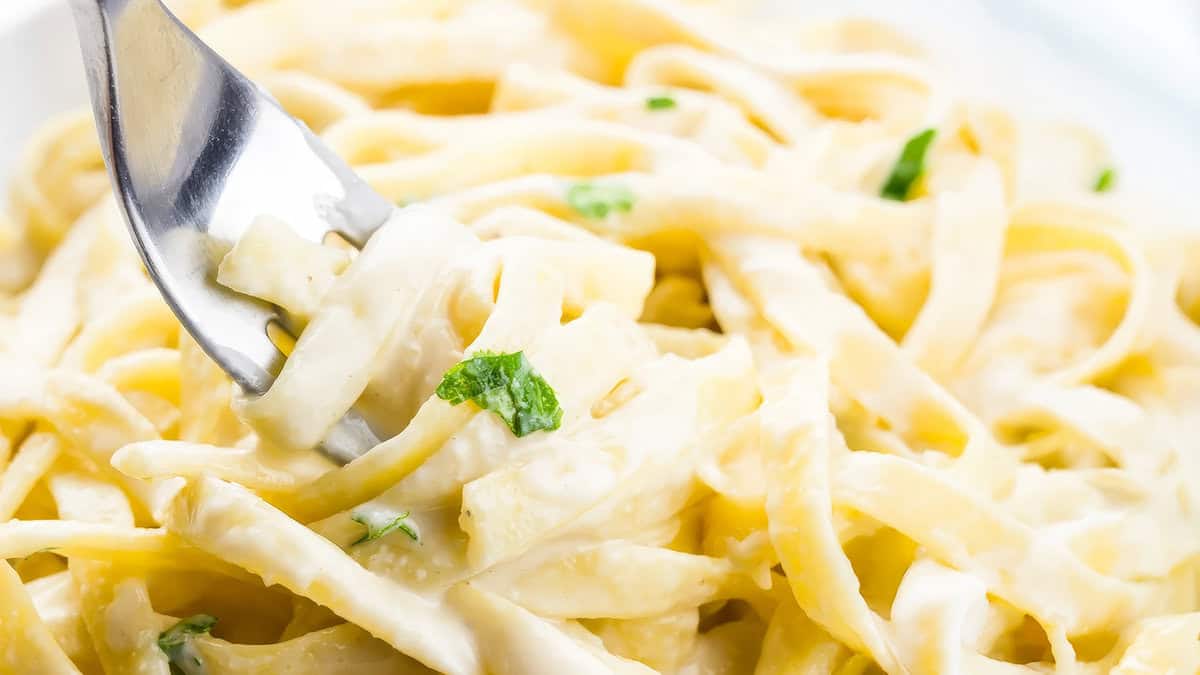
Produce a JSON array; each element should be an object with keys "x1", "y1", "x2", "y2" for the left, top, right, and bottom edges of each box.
[{"x1": 69, "y1": 0, "x2": 395, "y2": 464}]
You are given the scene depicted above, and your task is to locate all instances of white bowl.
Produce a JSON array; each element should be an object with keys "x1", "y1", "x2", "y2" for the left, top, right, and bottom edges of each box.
[
  {"x1": 2, "y1": 0, "x2": 1198, "y2": 207},
  {"x1": 0, "y1": 0, "x2": 87, "y2": 190}
]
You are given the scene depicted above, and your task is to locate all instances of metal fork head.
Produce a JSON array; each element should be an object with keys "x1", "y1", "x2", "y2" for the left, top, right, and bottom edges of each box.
[{"x1": 70, "y1": 0, "x2": 394, "y2": 462}]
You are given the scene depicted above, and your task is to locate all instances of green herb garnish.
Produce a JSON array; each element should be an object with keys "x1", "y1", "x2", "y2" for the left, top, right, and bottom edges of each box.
[
  {"x1": 880, "y1": 128, "x2": 938, "y2": 201},
  {"x1": 646, "y1": 95, "x2": 677, "y2": 111},
  {"x1": 351, "y1": 508, "x2": 420, "y2": 545},
  {"x1": 566, "y1": 182, "x2": 635, "y2": 219},
  {"x1": 435, "y1": 351, "x2": 563, "y2": 437},
  {"x1": 158, "y1": 615, "x2": 216, "y2": 675},
  {"x1": 1094, "y1": 167, "x2": 1116, "y2": 193}
]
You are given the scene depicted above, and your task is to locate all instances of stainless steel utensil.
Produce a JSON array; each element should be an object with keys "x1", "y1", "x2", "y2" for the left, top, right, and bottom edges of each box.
[{"x1": 69, "y1": 0, "x2": 393, "y2": 463}]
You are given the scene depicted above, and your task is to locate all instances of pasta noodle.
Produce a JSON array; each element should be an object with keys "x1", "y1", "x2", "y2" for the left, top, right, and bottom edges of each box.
[{"x1": 2, "y1": 0, "x2": 1199, "y2": 672}]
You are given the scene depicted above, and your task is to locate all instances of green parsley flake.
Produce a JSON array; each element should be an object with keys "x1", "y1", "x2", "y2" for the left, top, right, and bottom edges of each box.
[
  {"x1": 566, "y1": 182, "x2": 635, "y2": 219},
  {"x1": 1094, "y1": 167, "x2": 1116, "y2": 193},
  {"x1": 646, "y1": 95, "x2": 677, "y2": 111},
  {"x1": 880, "y1": 128, "x2": 938, "y2": 201},
  {"x1": 435, "y1": 351, "x2": 563, "y2": 437},
  {"x1": 351, "y1": 508, "x2": 420, "y2": 545},
  {"x1": 158, "y1": 614, "x2": 217, "y2": 675}
]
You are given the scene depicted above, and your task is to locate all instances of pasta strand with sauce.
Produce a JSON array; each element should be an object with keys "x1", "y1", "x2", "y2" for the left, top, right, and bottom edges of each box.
[{"x1": 2, "y1": 0, "x2": 1199, "y2": 673}]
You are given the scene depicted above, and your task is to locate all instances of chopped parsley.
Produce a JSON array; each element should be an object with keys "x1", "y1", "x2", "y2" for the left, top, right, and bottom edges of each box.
[
  {"x1": 646, "y1": 95, "x2": 677, "y2": 111},
  {"x1": 1094, "y1": 167, "x2": 1116, "y2": 193},
  {"x1": 435, "y1": 351, "x2": 563, "y2": 437},
  {"x1": 880, "y1": 128, "x2": 938, "y2": 201},
  {"x1": 566, "y1": 182, "x2": 635, "y2": 219},
  {"x1": 351, "y1": 508, "x2": 420, "y2": 545},
  {"x1": 158, "y1": 614, "x2": 216, "y2": 675}
]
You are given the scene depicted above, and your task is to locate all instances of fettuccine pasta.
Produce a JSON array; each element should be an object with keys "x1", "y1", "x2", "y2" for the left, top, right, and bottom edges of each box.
[{"x1": 3, "y1": 0, "x2": 1200, "y2": 673}]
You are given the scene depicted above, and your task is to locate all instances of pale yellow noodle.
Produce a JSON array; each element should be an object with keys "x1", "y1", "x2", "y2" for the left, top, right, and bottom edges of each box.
[{"x1": 0, "y1": 0, "x2": 1195, "y2": 673}]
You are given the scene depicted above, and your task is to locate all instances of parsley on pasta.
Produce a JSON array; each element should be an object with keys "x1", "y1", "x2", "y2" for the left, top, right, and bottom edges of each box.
[
  {"x1": 881, "y1": 128, "x2": 937, "y2": 201},
  {"x1": 158, "y1": 614, "x2": 217, "y2": 675},
  {"x1": 1094, "y1": 167, "x2": 1116, "y2": 193},
  {"x1": 351, "y1": 508, "x2": 420, "y2": 545},
  {"x1": 566, "y1": 182, "x2": 635, "y2": 219},
  {"x1": 646, "y1": 95, "x2": 677, "y2": 110},
  {"x1": 436, "y1": 351, "x2": 563, "y2": 437}
]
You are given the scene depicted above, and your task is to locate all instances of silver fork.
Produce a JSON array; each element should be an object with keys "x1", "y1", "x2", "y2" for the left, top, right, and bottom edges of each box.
[{"x1": 69, "y1": 0, "x2": 394, "y2": 463}]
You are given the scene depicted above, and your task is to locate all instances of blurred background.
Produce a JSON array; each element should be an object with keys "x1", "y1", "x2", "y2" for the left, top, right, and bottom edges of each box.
[
  {"x1": 3, "y1": 0, "x2": 1200, "y2": 201},
  {"x1": 776, "y1": 0, "x2": 1200, "y2": 198}
]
